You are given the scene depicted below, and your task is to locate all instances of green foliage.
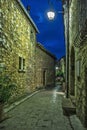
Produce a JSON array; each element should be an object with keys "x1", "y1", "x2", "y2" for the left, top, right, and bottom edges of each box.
[
  {"x1": 0, "y1": 74, "x2": 17, "y2": 103},
  {"x1": 56, "y1": 71, "x2": 64, "y2": 77}
]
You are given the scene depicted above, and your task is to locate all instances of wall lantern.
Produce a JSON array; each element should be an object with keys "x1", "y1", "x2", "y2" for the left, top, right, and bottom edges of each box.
[
  {"x1": 47, "y1": 0, "x2": 64, "y2": 21},
  {"x1": 47, "y1": 10, "x2": 63, "y2": 20},
  {"x1": 47, "y1": 11, "x2": 55, "y2": 20}
]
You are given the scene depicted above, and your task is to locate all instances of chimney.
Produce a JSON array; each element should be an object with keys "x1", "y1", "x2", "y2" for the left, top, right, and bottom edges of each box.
[{"x1": 27, "y1": 5, "x2": 30, "y2": 13}]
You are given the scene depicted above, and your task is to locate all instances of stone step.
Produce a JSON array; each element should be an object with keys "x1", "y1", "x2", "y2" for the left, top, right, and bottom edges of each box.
[
  {"x1": 62, "y1": 97, "x2": 76, "y2": 116},
  {"x1": 70, "y1": 95, "x2": 76, "y2": 106}
]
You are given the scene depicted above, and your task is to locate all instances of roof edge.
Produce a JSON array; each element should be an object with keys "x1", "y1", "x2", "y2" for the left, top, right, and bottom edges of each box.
[
  {"x1": 36, "y1": 42, "x2": 56, "y2": 59},
  {"x1": 17, "y1": 0, "x2": 39, "y2": 33}
]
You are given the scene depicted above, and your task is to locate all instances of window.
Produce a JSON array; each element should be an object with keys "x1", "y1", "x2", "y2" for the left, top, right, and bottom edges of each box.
[
  {"x1": 30, "y1": 29, "x2": 35, "y2": 43},
  {"x1": 23, "y1": 58, "x2": 25, "y2": 70},
  {"x1": 19, "y1": 57, "x2": 25, "y2": 72}
]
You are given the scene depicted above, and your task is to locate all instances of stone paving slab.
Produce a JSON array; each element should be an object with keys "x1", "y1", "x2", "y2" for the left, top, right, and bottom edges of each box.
[
  {"x1": 4, "y1": 90, "x2": 41, "y2": 113},
  {"x1": 0, "y1": 86, "x2": 87, "y2": 130},
  {"x1": 62, "y1": 97, "x2": 76, "y2": 108}
]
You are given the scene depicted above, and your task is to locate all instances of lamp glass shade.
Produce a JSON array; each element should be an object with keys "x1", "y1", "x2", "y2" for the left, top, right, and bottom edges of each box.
[{"x1": 47, "y1": 11, "x2": 55, "y2": 20}]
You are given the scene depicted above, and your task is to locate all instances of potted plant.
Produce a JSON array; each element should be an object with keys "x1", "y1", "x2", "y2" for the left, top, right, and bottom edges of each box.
[{"x1": 0, "y1": 74, "x2": 16, "y2": 122}]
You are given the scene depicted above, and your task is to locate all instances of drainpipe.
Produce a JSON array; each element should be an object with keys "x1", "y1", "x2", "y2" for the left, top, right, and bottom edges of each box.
[{"x1": 66, "y1": 0, "x2": 69, "y2": 98}]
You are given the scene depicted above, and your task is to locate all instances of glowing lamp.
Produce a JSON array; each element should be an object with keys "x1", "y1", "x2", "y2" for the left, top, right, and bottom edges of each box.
[{"x1": 47, "y1": 11, "x2": 55, "y2": 20}]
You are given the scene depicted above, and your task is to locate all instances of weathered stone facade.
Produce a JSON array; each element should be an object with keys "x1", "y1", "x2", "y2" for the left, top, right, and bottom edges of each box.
[
  {"x1": 63, "y1": 0, "x2": 87, "y2": 127},
  {"x1": 0, "y1": 0, "x2": 38, "y2": 101},
  {"x1": 0, "y1": 0, "x2": 56, "y2": 103},
  {"x1": 55, "y1": 57, "x2": 66, "y2": 78},
  {"x1": 36, "y1": 43, "x2": 56, "y2": 89},
  {"x1": 59, "y1": 57, "x2": 66, "y2": 77}
]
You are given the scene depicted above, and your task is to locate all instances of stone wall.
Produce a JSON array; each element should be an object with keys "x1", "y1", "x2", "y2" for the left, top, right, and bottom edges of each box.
[
  {"x1": 0, "y1": 0, "x2": 38, "y2": 101},
  {"x1": 36, "y1": 43, "x2": 56, "y2": 89},
  {"x1": 60, "y1": 57, "x2": 66, "y2": 77},
  {"x1": 76, "y1": 42, "x2": 87, "y2": 127},
  {"x1": 68, "y1": 0, "x2": 87, "y2": 127},
  {"x1": 63, "y1": 0, "x2": 87, "y2": 127}
]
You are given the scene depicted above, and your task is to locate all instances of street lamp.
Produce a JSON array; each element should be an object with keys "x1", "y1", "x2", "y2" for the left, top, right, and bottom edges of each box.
[
  {"x1": 47, "y1": 0, "x2": 63, "y2": 20},
  {"x1": 47, "y1": 10, "x2": 63, "y2": 20},
  {"x1": 47, "y1": 11, "x2": 55, "y2": 20},
  {"x1": 47, "y1": 0, "x2": 56, "y2": 20}
]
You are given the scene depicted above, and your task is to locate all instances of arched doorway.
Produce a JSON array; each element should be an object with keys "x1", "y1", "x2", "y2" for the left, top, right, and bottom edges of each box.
[
  {"x1": 85, "y1": 67, "x2": 87, "y2": 127},
  {"x1": 70, "y1": 46, "x2": 75, "y2": 95}
]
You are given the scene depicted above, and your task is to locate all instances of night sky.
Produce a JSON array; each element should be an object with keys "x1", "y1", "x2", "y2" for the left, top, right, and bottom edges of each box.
[{"x1": 21, "y1": 0, "x2": 65, "y2": 59}]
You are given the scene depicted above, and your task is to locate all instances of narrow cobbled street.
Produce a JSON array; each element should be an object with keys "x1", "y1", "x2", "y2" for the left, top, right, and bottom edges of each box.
[{"x1": 0, "y1": 86, "x2": 86, "y2": 130}]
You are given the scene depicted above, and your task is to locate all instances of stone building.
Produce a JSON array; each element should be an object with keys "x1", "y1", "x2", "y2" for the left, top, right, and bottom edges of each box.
[
  {"x1": 35, "y1": 43, "x2": 56, "y2": 89},
  {"x1": 59, "y1": 56, "x2": 66, "y2": 78},
  {"x1": 63, "y1": 0, "x2": 87, "y2": 127},
  {"x1": 0, "y1": 0, "x2": 39, "y2": 101},
  {"x1": 55, "y1": 57, "x2": 66, "y2": 79}
]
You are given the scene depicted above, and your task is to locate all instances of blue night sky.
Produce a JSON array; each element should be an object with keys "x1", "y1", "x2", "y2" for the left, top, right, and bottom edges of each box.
[{"x1": 21, "y1": 0, "x2": 65, "y2": 59}]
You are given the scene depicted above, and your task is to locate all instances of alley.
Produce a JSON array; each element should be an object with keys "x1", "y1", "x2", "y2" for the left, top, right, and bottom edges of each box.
[{"x1": 0, "y1": 86, "x2": 86, "y2": 130}]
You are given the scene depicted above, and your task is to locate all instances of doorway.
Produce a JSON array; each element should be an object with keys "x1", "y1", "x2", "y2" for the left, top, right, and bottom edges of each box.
[
  {"x1": 85, "y1": 67, "x2": 87, "y2": 126},
  {"x1": 43, "y1": 70, "x2": 46, "y2": 86},
  {"x1": 70, "y1": 47, "x2": 75, "y2": 95}
]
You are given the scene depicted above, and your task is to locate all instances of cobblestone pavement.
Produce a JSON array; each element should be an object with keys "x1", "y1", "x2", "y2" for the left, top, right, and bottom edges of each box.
[{"x1": 0, "y1": 85, "x2": 86, "y2": 130}]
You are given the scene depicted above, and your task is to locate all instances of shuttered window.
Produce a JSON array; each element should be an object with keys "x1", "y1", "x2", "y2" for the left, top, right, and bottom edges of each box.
[{"x1": 19, "y1": 57, "x2": 25, "y2": 71}]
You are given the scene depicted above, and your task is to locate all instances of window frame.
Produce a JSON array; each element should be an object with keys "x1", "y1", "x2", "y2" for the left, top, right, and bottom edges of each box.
[{"x1": 18, "y1": 56, "x2": 26, "y2": 72}]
